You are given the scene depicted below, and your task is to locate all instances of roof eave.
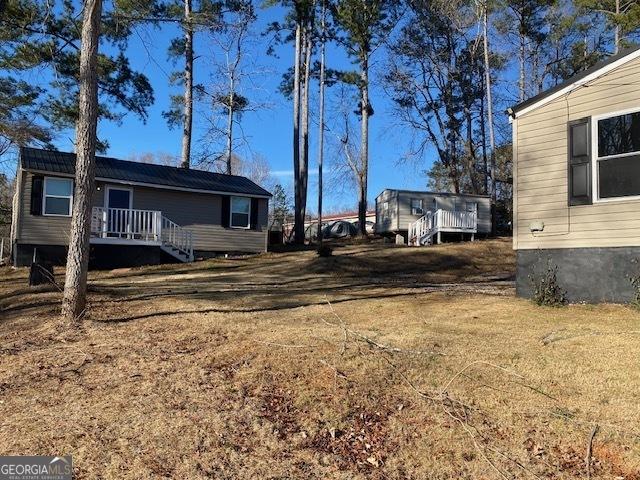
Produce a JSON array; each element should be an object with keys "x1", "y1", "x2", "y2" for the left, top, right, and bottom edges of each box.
[{"x1": 509, "y1": 45, "x2": 640, "y2": 119}]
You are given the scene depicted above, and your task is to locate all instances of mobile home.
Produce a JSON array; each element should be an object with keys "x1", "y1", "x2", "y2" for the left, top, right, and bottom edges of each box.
[{"x1": 375, "y1": 189, "x2": 491, "y2": 245}]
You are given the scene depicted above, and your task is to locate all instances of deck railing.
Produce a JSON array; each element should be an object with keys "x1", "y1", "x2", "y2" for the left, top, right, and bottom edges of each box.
[
  {"x1": 408, "y1": 209, "x2": 477, "y2": 246},
  {"x1": 408, "y1": 211, "x2": 433, "y2": 246},
  {"x1": 161, "y1": 216, "x2": 194, "y2": 258},
  {"x1": 435, "y1": 209, "x2": 477, "y2": 231},
  {"x1": 91, "y1": 207, "x2": 194, "y2": 260},
  {"x1": 91, "y1": 207, "x2": 161, "y2": 241}
]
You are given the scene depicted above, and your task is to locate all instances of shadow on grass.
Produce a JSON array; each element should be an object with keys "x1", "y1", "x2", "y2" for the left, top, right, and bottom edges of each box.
[{"x1": 95, "y1": 289, "x2": 435, "y2": 323}]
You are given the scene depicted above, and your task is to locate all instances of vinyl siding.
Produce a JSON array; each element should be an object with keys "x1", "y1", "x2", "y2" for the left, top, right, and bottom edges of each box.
[
  {"x1": 17, "y1": 172, "x2": 268, "y2": 253},
  {"x1": 397, "y1": 192, "x2": 491, "y2": 234},
  {"x1": 375, "y1": 190, "x2": 491, "y2": 234},
  {"x1": 375, "y1": 189, "x2": 398, "y2": 232},
  {"x1": 16, "y1": 171, "x2": 78, "y2": 245},
  {"x1": 130, "y1": 184, "x2": 268, "y2": 252},
  {"x1": 514, "y1": 53, "x2": 640, "y2": 250}
]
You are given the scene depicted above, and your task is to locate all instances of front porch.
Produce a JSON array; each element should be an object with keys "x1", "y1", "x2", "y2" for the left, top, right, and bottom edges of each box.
[
  {"x1": 90, "y1": 207, "x2": 194, "y2": 262},
  {"x1": 408, "y1": 209, "x2": 477, "y2": 246}
]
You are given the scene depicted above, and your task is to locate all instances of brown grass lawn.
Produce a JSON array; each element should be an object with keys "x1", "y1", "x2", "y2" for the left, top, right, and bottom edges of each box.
[{"x1": 1, "y1": 237, "x2": 639, "y2": 479}]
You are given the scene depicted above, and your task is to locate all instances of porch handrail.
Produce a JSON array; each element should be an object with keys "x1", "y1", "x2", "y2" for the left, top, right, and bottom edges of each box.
[
  {"x1": 91, "y1": 207, "x2": 161, "y2": 241},
  {"x1": 436, "y1": 209, "x2": 477, "y2": 231},
  {"x1": 161, "y1": 216, "x2": 194, "y2": 260},
  {"x1": 408, "y1": 211, "x2": 433, "y2": 246},
  {"x1": 408, "y1": 208, "x2": 477, "y2": 246}
]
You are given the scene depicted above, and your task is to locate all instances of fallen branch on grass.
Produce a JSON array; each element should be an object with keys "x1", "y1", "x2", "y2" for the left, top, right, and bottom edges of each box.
[
  {"x1": 586, "y1": 424, "x2": 599, "y2": 480},
  {"x1": 320, "y1": 299, "x2": 446, "y2": 357},
  {"x1": 253, "y1": 340, "x2": 319, "y2": 349}
]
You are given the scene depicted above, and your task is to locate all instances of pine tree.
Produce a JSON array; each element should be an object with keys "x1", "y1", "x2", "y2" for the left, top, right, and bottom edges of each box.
[
  {"x1": 0, "y1": 0, "x2": 154, "y2": 152},
  {"x1": 161, "y1": 0, "x2": 223, "y2": 169},
  {"x1": 62, "y1": 0, "x2": 102, "y2": 323},
  {"x1": 333, "y1": 0, "x2": 399, "y2": 236}
]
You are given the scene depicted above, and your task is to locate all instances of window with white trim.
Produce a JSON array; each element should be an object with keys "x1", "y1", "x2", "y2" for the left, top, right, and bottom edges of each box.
[
  {"x1": 43, "y1": 177, "x2": 73, "y2": 216},
  {"x1": 410, "y1": 198, "x2": 423, "y2": 215},
  {"x1": 596, "y1": 111, "x2": 640, "y2": 199},
  {"x1": 230, "y1": 196, "x2": 251, "y2": 228}
]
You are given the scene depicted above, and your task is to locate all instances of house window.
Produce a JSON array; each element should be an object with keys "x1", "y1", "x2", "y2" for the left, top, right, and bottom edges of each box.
[
  {"x1": 411, "y1": 198, "x2": 423, "y2": 215},
  {"x1": 43, "y1": 177, "x2": 73, "y2": 216},
  {"x1": 596, "y1": 110, "x2": 640, "y2": 199},
  {"x1": 230, "y1": 196, "x2": 251, "y2": 228},
  {"x1": 381, "y1": 201, "x2": 389, "y2": 218}
]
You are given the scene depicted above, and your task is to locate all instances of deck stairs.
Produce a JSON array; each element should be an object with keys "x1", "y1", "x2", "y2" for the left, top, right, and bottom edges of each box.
[
  {"x1": 408, "y1": 209, "x2": 477, "y2": 246},
  {"x1": 159, "y1": 216, "x2": 194, "y2": 263}
]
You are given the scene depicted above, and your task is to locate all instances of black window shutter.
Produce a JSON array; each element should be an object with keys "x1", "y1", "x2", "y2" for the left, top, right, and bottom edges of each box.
[
  {"x1": 568, "y1": 118, "x2": 592, "y2": 206},
  {"x1": 221, "y1": 195, "x2": 230, "y2": 228},
  {"x1": 250, "y1": 198, "x2": 259, "y2": 230},
  {"x1": 30, "y1": 175, "x2": 44, "y2": 215}
]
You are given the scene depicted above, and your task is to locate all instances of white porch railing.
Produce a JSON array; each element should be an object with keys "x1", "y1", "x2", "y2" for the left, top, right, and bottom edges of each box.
[
  {"x1": 91, "y1": 207, "x2": 161, "y2": 241},
  {"x1": 408, "y1": 209, "x2": 477, "y2": 246},
  {"x1": 91, "y1": 207, "x2": 194, "y2": 261},
  {"x1": 161, "y1": 216, "x2": 194, "y2": 259},
  {"x1": 408, "y1": 211, "x2": 433, "y2": 246},
  {"x1": 435, "y1": 209, "x2": 477, "y2": 231}
]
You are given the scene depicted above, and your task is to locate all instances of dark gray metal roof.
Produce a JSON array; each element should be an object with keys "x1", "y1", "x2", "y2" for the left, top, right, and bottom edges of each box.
[
  {"x1": 20, "y1": 147, "x2": 272, "y2": 197},
  {"x1": 509, "y1": 45, "x2": 640, "y2": 116},
  {"x1": 377, "y1": 189, "x2": 490, "y2": 199}
]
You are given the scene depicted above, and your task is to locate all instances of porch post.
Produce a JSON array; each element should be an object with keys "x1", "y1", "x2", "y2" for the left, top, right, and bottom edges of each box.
[
  {"x1": 155, "y1": 212, "x2": 162, "y2": 242},
  {"x1": 102, "y1": 208, "x2": 108, "y2": 238}
]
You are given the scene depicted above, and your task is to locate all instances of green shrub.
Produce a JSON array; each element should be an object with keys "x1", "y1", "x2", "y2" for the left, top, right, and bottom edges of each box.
[
  {"x1": 628, "y1": 270, "x2": 640, "y2": 308},
  {"x1": 530, "y1": 261, "x2": 566, "y2": 307}
]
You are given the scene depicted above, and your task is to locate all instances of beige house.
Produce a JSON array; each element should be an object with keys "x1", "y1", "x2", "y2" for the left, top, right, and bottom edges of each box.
[
  {"x1": 510, "y1": 45, "x2": 640, "y2": 302},
  {"x1": 10, "y1": 148, "x2": 271, "y2": 268}
]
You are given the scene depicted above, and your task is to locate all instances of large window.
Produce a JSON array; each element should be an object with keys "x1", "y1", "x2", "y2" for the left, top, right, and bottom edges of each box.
[
  {"x1": 596, "y1": 111, "x2": 640, "y2": 199},
  {"x1": 230, "y1": 196, "x2": 251, "y2": 228},
  {"x1": 410, "y1": 198, "x2": 423, "y2": 215},
  {"x1": 43, "y1": 177, "x2": 73, "y2": 216}
]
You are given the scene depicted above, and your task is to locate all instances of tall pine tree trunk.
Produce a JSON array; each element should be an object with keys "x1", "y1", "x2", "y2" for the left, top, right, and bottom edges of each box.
[
  {"x1": 482, "y1": 2, "x2": 496, "y2": 233},
  {"x1": 479, "y1": 85, "x2": 489, "y2": 195},
  {"x1": 614, "y1": 0, "x2": 620, "y2": 54},
  {"x1": 317, "y1": 0, "x2": 326, "y2": 248},
  {"x1": 518, "y1": 33, "x2": 525, "y2": 102},
  {"x1": 61, "y1": 0, "x2": 102, "y2": 323},
  {"x1": 358, "y1": 55, "x2": 369, "y2": 237},
  {"x1": 180, "y1": 0, "x2": 194, "y2": 169},
  {"x1": 292, "y1": 22, "x2": 304, "y2": 244},
  {"x1": 299, "y1": 25, "x2": 311, "y2": 236}
]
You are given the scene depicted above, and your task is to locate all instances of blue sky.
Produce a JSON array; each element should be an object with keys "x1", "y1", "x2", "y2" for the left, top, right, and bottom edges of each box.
[
  {"x1": 4, "y1": 2, "x2": 520, "y2": 213},
  {"x1": 50, "y1": 4, "x2": 430, "y2": 213}
]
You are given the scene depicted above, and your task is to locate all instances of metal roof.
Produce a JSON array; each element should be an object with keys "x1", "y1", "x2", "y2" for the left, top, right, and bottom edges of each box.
[
  {"x1": 509, "y1": 45, "x2": 640, "y2": 117},
  {"x1": 20, "y1": 147, "x2": 272, "y2": 197},
  {"x1": 377, "y1": 189, "x2": 490, "y2": 199}
]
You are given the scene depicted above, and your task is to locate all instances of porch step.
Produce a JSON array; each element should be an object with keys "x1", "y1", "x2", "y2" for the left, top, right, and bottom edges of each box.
[{"x1": 160, "y1": 244, "x2": 194, "y2": 263}]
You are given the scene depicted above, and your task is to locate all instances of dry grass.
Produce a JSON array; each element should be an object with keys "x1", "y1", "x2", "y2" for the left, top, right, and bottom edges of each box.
[{"x1": 1, "y1": 238, "x2": 639, "y2": 479}]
